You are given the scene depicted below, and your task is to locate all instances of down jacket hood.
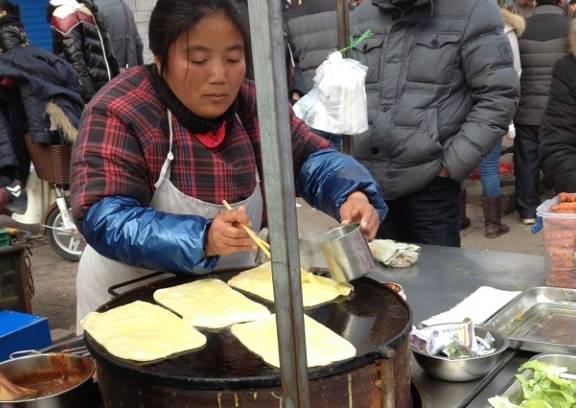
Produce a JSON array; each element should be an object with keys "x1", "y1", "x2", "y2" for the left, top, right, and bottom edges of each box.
[{"x1": 501, "y1": 8, "x2": 525, "y2": 37}]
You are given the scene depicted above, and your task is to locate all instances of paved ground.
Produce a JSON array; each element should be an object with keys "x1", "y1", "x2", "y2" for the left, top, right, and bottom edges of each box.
[{"x1": 0, "y1": 178, "x2": 546, "y2": 342}]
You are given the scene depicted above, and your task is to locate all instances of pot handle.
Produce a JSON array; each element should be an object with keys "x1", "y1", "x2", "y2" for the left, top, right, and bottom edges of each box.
[
  {"x1": 108, "y1": 271, "x2": 165, "y2": 297},
  {"x1": 60, "y1": 346, "x2": 91, "y2": 357},
  {"x1": 10, "y1": 349, "x2": 41, "y2": 359}
]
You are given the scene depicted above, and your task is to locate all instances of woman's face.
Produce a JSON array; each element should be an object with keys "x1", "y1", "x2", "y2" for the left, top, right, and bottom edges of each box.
[{"x1": 160, "y1": 13, "x2": 246, "y2": 120}]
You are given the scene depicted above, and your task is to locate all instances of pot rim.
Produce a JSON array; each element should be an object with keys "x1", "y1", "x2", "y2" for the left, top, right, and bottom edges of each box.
[{"x1": 0, "y1": 352, "x2": 95, "y2": 403}]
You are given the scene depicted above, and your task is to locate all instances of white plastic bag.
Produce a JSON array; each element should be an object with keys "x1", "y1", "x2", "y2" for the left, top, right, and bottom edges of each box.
[{"x1": 293, "y1": 51, "x2": 368, "y2": 135}]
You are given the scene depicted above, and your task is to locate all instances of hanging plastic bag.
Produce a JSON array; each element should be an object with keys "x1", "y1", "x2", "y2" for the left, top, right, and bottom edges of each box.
[{"x1": 293, "y1": 47, "x2": 369, "y2": 135}]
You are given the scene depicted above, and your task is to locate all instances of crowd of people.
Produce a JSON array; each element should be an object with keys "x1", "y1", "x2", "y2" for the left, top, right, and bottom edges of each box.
[
  {"x1": 284, "y1": 0, "x2": 576, "y2": 241},
  {"x1": 0, "y1": 0, "x2": 141, "y2": 214},
  {"x1": 0, "y1": 0, "x2": 575, "y2": 321}
]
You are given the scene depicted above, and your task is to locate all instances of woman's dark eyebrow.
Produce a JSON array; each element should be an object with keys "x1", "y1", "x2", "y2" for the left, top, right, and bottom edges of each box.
[
  {"x1": 184, "y1": 44, "x2": 244, "y2": 53},
  {"x1": 226, "y1": 44, "x2": 244, "y2": 52}
]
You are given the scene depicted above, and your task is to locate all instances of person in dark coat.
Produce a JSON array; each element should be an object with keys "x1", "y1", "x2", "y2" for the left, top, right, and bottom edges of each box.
[
  {"x1": 348, "y1": 0, "x2": 519, "y2": 247},
  {"x1": 0, "y1": 46, "x2": 83, "y2": 214},
  {"x1": 47, "y1": 0, "x2": 119, "y2": 102},
  {"x1": 513, "y1": 0, "x2": 570, "y2": 224},
  {"x1": 0, "y1": 0, "x2": 28, "y2": 54},
  {"x1": 92, "y1": 0, "x2": 143, "y2": 69},
  {"x1": 539, "y1": 20, "x2": 576, "y2": 193},
  {"x1": 0, "y1": 0, "x2": 28, "y2": 209}
]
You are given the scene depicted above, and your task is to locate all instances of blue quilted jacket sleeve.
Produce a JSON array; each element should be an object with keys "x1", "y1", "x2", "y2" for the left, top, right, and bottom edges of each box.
[
  {"x1": 298, "y1": 149, "x2": 388, "y2": 221},
  {"x1": 81, "y1": 196, "x2": 218, "y2": 274}
]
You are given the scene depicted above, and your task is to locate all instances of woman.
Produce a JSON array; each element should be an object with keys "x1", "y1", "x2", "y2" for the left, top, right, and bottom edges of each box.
[
  {"x1": 477, "y1": 5, "x2": 524, "y2": 238},
  {"x1": 71, "y1": 0, "x2": 387, "y2": 325},
  {"x1": 461, "y1": 2, "x2": 524, "y2": 237},
  {"x1": 540, "y1": 20, "x2": 576, "y2": 193}
]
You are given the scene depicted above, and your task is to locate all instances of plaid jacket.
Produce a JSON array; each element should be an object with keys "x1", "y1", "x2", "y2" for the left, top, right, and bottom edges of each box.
[{"x1": 71, "y1": 65, "x2": 330, "y2": 222}]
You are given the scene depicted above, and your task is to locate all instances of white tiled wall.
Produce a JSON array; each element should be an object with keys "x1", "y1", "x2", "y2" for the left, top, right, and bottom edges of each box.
[{"x1": 125, "y1": 0, "x2": 156, "y2": 63}]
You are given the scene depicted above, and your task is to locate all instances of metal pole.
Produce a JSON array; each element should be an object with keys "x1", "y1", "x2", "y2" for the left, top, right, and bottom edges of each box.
[
  {"x1": 336, "y1": 0, "x2": 351, "y2": 154},
  {"x1": 247, "y1": 1, "x2": 310, "y2": 407},
  {"x1": 336, "y1": 0, "x2": 350, "y2": 52}
]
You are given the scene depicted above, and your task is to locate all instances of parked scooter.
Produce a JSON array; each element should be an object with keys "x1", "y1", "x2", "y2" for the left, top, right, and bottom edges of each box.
[
  {"x1": 7, "y1": 135, "x2": 85, "y2": 261},
  {"x1": 10, "y1": 171, "x2": 85, "y2": 261}
]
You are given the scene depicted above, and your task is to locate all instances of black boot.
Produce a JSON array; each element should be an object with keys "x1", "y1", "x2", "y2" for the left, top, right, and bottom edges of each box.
[
  {"x1": 483, "y1": 197, "x2": 510, "y2": 238},
  {"x1": 459, "y1": 190, "x2": 471, "y2": 230}
]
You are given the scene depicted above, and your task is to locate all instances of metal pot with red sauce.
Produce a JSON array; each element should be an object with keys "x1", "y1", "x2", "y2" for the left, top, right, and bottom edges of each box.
[{"x1": 0, "y1": 352, "x2": 95, "y2": 406}]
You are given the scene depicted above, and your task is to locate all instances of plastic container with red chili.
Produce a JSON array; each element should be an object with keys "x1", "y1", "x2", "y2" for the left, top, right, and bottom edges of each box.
[{"x1": 537, "y1": 194, "x2": 576, "y2": 288}]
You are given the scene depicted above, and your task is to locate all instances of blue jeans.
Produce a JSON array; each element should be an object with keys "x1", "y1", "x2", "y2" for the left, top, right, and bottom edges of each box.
[
  {"x1": 311, "y1": 129, "x2": 342, "y2": 152},
  {"x1": 479, "y1": 139, "x2": 502, "y2": 198}
]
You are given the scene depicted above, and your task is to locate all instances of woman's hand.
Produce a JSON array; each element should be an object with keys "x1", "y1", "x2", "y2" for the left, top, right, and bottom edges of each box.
[
  {"x1": 339, "y1": 191, "x2": 380, "y2": 241},
  {"x1": 205, "y1": 206, "x2": 256, "y2": 257}
]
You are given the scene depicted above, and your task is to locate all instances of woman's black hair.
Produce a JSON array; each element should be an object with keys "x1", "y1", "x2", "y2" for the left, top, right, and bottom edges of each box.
[
  {"x1": 0, "y1": 0, "x2": 20, "y2": 17},
  {"x1": 149, "y1": 0, "x2": 252, "y2": 76}
]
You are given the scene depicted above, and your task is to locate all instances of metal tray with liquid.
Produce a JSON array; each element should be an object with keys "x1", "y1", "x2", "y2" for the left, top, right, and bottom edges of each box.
[
  {"x1": 485, "y1": 287, "x2": 576, "y2": 354},
  {"x1": 484, "y1": 354, "x2": 576, "y2": 407}
]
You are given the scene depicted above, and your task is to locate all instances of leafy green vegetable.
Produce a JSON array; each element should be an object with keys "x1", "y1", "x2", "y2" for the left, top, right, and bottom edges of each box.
[
  {"x1": 488, "y1": 395, "x2": 522, "y2": 408},
  {"x1": 488, "y1": 360, "x2": 576, "y2": 408}
]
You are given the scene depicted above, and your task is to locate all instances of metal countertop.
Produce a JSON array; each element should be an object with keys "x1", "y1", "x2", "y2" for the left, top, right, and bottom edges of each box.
[{"x1": 366, "y1": 245, "x2": 546, "y2": 408}]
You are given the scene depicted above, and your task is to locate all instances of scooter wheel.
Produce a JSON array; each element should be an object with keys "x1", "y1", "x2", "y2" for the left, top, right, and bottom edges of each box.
[{"x1": 45, "y1": 206, "x2": 85, "y2": 262}]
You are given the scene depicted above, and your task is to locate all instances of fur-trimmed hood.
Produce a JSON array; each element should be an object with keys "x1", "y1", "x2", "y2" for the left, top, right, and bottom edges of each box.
[
  {"x1": 46, "y1": 102, "x2": 78, "y2": 144},
  {"x1": 501, "y1": 8, "x2": 525, "y2": 37},
  {"x1": 571, "y1": 19, "x2": 576, "y2": 58}
]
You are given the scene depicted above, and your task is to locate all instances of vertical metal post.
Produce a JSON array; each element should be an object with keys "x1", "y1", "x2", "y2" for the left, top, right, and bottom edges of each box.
[
  {"x1": 336, "y1": 0, "x2": 351, "y2": 154},
  {"x1": 247, "y1": 1, "x2": 310, "y2": 407},
  {"x1": 336, "y1": 0, "x2": 350, "y2": 52}
]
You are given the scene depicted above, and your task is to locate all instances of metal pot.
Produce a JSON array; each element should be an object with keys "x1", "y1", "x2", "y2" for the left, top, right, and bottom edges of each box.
[
  {"x1": 0, "y1": 352, "x2": 95, "y2": 407},
  {"x1": 412, "y1": 325, "x2": 510, "y2": 382},
  {"x1": 319, "y1": 223, "x2": 375, "y2": 282}
]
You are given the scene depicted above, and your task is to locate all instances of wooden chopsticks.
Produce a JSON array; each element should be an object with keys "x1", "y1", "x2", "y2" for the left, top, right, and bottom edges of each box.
[
  {"x1": 222, "y1": 200, "x2": 320, "y2": 286},
  {"x1": 222, "y1": 200, "x2": 271, "y2": 259}
]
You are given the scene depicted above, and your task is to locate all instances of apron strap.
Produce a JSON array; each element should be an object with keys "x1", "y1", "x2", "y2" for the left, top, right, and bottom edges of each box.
[
  {"x1": 155, "y1": 109, "x2": 175, "y2": 188},
  {"x1": 234, "y1": 113, "x2": 260, "y2": 184}
]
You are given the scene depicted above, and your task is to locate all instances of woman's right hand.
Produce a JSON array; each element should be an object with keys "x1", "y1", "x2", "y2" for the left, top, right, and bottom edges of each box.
[{"x1": 205, "y1": 206, "x2": 256, "y2": 257}]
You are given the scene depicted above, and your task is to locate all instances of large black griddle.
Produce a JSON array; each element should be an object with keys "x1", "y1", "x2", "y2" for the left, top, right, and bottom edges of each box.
[{"x1": 84, "y1": 268, "x2": 411, "y2": 390}]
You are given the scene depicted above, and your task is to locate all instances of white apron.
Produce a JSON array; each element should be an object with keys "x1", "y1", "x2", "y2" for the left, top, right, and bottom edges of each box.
[{"x1": 76, "y1": 111, "x2": 263, "y2": 329}]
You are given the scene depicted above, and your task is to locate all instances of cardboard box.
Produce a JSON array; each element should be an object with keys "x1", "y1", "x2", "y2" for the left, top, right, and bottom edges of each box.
[{"x1": 0, "y1": 310, "x2": 51, "y2": 361}]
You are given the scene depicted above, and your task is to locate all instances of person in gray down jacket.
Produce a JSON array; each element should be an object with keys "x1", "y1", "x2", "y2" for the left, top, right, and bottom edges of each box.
[
  {"x1": 284, "y1": 0, "x2": 338, "y2": 97},
  {"x1": 348, "y1": 0, "x2": 520, "y2": 247},
  {"x1": 284, "y1": 0, "x2": 343, "y2": 151},
  {"x1": 92, "y1": 0, "x2": 143, "y2": 69},
  {"x1": 513, "y1": 0, "x2": 570, "y2": 225}
]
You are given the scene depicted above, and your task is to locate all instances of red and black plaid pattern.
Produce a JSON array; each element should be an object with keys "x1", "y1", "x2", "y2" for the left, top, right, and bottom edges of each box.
[{"x1": 71, "y1": 66, "x2": 330, "y2": 221}]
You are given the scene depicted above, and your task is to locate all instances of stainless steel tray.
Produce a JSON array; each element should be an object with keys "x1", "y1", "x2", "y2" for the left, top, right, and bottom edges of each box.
[
  {"x1": 485, "y1": 354, "x2": 576, "y2": 407},
  {"x1": 485, "y1": 286, "x2": 576, "y2": 354}
]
